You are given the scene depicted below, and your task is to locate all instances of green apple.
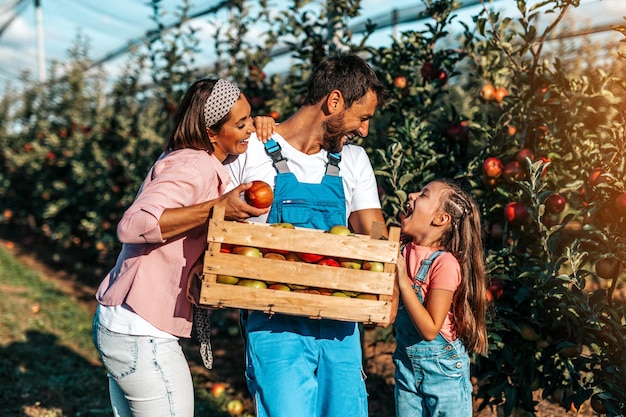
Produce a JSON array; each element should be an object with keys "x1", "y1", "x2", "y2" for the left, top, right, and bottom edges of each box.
[
  {"x1": 216, "y1": 274, "x2": 239, "y2": 284},
  {"x1": 237, "y1": 279, "x2": 267, "y2": 289},
  {"x1": 327, "y1": 224, "x2": 352, "y2": 236},
  {"x1": 331, "y1": 291, "x2": 349, "y2": 297},
  {"x1": 271, "y1": 222, "x2": 295, "y2": 228},
  {"x1": 232, "y1": 246, "x2": 263, "y2": 257},
  {"x1": 363, "y1": 261, "x2": 384, "y2": 272},
  {"x1": 288, "y1": 283, "x2": 308, "y2": 290},
  {"x1": 340, "y1": 258, "x2": 362, "y2": 269}
]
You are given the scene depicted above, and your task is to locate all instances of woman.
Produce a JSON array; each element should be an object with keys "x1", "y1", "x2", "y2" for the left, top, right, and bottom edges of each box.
[{"x1": 92, "y1": 78, "x2": 274, "y2": 417}]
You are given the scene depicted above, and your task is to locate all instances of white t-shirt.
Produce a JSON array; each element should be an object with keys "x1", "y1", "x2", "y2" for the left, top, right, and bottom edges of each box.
[{"x1": 226, "y1": 133, "x2": 381, "y2": 224}]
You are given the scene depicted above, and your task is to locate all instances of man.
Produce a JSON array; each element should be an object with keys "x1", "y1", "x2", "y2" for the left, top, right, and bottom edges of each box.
[{"x1": 227, "y1": 54, "x2": 391, "y2": 417}]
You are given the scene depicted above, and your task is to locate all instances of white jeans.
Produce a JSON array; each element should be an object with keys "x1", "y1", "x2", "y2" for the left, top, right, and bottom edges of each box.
[{"x1": 92, "y1": 314, "x2": 194, "y2": 417}]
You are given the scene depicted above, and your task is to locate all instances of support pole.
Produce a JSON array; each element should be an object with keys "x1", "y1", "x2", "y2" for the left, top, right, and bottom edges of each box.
[{"x1": 35, "y1": 0, "x2": 45, "y2": 82}]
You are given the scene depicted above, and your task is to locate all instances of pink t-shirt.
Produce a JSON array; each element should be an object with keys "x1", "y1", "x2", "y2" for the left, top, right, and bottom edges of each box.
[
  {"x1": 96, "y1": 149, "x2": 231, "y2": 338},
  {"x1": 403, "y1": 242, "x2": 461, "y2": 342}
]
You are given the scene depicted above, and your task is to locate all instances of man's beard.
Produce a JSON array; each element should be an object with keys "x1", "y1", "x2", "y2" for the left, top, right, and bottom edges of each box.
[{"x1": 322, "y1": 111, "x2": 347, "y2": 154}]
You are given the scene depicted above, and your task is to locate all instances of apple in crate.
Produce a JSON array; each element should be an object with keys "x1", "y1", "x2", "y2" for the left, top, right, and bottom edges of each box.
[
  {"x1": 363, "y1": 261, "x2": 384, "y2": 272},
  {"x1": 216, "y1": 275, "x2": 239, "y2": 284},
  {"x1": 232, "y1": 246, "x2": 263, "y2": 257},
  {"x1": 269, "y1": 283, "x2": 291, "y2": 291},
  {"x1": 237, "y1": 279, "x2": 267, "y2": 289},
  {"x1": 327, "y1": 225, "x2": 352, "y2": 235},
  {"x1": 340, "y1": 258, "x2": 363, "y2": 269}
]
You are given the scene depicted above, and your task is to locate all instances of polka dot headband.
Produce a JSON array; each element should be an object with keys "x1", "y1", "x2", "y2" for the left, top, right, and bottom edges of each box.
[{"x1": 203, "y1": 79, "x2": 241, "y2": 128}]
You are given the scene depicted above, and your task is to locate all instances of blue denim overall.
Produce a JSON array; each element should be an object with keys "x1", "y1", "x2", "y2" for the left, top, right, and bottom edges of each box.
[
  {"x1": 242, "y1": 139, "x2": 368, "y2": 417},
  {"x1": 393, "y1": 249, "x2": 472, "y2": 417}
]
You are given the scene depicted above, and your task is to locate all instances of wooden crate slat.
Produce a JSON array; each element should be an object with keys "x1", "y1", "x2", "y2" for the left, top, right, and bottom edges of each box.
[
  {"x1": 199, "y1": 282, "x2": 392, "y2": 324},
  {"x1": 203, "y1": 253, "x2": 394, "y2": 295},
  {"x1": 208, "y1": 219, "x2": 400, "y2": 263}
]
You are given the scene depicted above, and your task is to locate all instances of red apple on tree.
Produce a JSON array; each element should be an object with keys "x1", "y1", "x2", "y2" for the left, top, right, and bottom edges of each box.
[
  {"x1": 503, "y1": 160, "x2": 526, "y2": 183},
  {"x1": 614, "y1": 192, "x2": 626, "y2": 216},
  {"x1": 211, "y1": 382, "x2": 227, "y2": 397},
  {"x1": 545, "y1": 193, "x2": 566, "y2": 214},
  {"x1": 483, "y1": 157, "x2": 503, "y2": 179},
  {"x1": 480, "y1": 83, "x2": 495, "y2": 101},
  {"x1": 504, "y1": 202, "x2": 531, "y2": 225},
  {"x1": 445, "y1": 121, "x2": 469, "y2": 144},
  {"x1": 393, "y1": 75, "x2": 407, "y2": 89}
]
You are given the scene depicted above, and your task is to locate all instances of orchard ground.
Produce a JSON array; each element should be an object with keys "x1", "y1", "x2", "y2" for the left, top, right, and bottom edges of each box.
[{"x1": 0, "y1": 226, "x2": 614, "y2": 417}]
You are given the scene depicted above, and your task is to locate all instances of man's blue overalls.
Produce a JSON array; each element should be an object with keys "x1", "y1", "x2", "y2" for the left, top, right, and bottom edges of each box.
[{"x1": 241, "y1": 139, "x2": 368, "y2": 417}]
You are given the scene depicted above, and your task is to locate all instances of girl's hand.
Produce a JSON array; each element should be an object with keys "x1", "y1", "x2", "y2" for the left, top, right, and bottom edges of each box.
[
  {"x1": 396, "y1": 254, "x2": 412, "y2": 294},
  {"x1": 253, "y1": 116, "x2": 276, "y2": 143}
]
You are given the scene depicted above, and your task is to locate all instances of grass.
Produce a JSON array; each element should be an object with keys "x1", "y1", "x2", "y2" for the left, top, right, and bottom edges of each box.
[{"x1": 0, "y1": 245, "x2": 236, "y2": 417}]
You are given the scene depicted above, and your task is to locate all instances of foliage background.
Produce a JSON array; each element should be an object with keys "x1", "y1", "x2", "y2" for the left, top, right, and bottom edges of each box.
[{"x1": 1, "y1": 0, "x2": 625, "y2": 415}]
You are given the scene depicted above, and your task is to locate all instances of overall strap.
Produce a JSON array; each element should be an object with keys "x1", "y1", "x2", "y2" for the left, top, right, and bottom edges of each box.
[
  {"x1": 325, "y1": 152, "x2": 341, "y2": 176},
  {"x1": 414, "y1": 250, "x2": 445, "y2": 284},
  {"x1": 264, "y1": 138, "x2": 290, "y2": 174}
]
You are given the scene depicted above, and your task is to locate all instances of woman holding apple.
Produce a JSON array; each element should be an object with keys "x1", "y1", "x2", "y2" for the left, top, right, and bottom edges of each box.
[
  {"x1": 393, "y1": 179, "x2": 488, "y2": 417},
  {"x1": 91, "y1": 78, "x2": 275, "y2": 417}
]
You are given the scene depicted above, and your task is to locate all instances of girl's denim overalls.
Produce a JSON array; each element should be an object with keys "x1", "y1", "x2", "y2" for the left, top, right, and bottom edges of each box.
[
  {"x1": 393, "y1": 250, "x2": 472, "y2": 417},
  {"x1": 241, "y1": 139, "x2": 368, "y2": 417}
]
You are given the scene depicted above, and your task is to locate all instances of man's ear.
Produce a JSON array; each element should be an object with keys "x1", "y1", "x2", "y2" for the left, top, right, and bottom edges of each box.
[
  {"x1": 432, "y1": 212, "x2": 451, "y2": 227},
  {"x1": 326, "y1": 90, "x2": 343, "y2": 114}
]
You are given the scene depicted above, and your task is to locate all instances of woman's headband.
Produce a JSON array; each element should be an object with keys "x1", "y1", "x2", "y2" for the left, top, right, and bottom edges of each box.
[{"x1": 203, "y1": 79, "x2": 241, "y2": 128}]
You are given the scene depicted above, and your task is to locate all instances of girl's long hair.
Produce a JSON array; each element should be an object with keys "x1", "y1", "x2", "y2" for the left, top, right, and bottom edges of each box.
[{"x1": 436, "y1": 179, "x2": 489, "y2": 355}]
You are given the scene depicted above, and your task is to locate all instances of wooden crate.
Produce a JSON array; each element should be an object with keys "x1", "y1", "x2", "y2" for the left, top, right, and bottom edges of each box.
[{"x1": 198, "y1": 205, "x2": 401, "y2": 325}]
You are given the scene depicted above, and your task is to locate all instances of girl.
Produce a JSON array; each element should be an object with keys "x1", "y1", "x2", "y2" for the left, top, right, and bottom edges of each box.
[
  {"x1": 394, "y1": 178, "x2": 488, "y2": 417},
  {"x1": 92, "y1": 78, "x2": 274, "y2": 417}
]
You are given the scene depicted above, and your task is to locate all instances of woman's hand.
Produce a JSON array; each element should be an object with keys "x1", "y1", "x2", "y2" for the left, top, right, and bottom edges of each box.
[
  {"x1": 219, "y1": 183, "x2": 270, "y2": 221},
  {"x1": 253, "y1": 116, "x2": 276, "y2": 143}
]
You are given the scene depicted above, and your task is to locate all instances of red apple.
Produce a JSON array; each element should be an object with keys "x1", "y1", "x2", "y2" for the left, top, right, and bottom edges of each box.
[
  {"x1": 299, "y1": 253, "x2": 325, "y2": 263},
  {"x1": 285, "y1": 252, "x2": 301, "y2": 262},
  {"x1": 317, "y1": 258, "x2": 340, "y2": 267},
  {"x1": 493, "y1": 87, "x2": 508, "y2": 102},
  {"x1": 393, "y1": 75, "x2": 407, "y2": 89},
  {"x1": 211, "y1": 382, "x2": 227, "y2": 397},
  {"x1": 504, "y1": 202, "x2": 531, "y2": 225},
  {"x1": 244, "y1": 180, "x2": 274, "y2": 209},
  {"x1": 483, "y1": 157, "x2": 503, "y2": 179},
  {"x1": 545, "y1": 193, "x2": 566, "y2": 214},
  {"x1": 445, "y1": 121, "x2": 469, "y2": 144},
  {"x1": 268, "y1": 283, "x2": 291, "y2": 291},
  {"x1": 487, "y1": 278, "x2": 504, "y2": 301},
  {"x1": 503, "y1": 160, "x2": 526, "y2": 183},
  {"x1": 480, "y1": 84, "x2": 495, "y2": 101},
  {"x1": 614, "y1": 193, "x2": 626, "y2": 216},
  {"x1": 595, "y1": 257, "x2": 623, "y2": 279},
  {"x1": 514, "y1": 148, "x2": 535, "y2": 164}
]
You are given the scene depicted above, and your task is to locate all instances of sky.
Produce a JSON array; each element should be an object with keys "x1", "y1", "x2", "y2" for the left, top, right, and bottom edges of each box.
[{"x1": 0, "y1": 0, "x2": 625, "y2": 89}]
